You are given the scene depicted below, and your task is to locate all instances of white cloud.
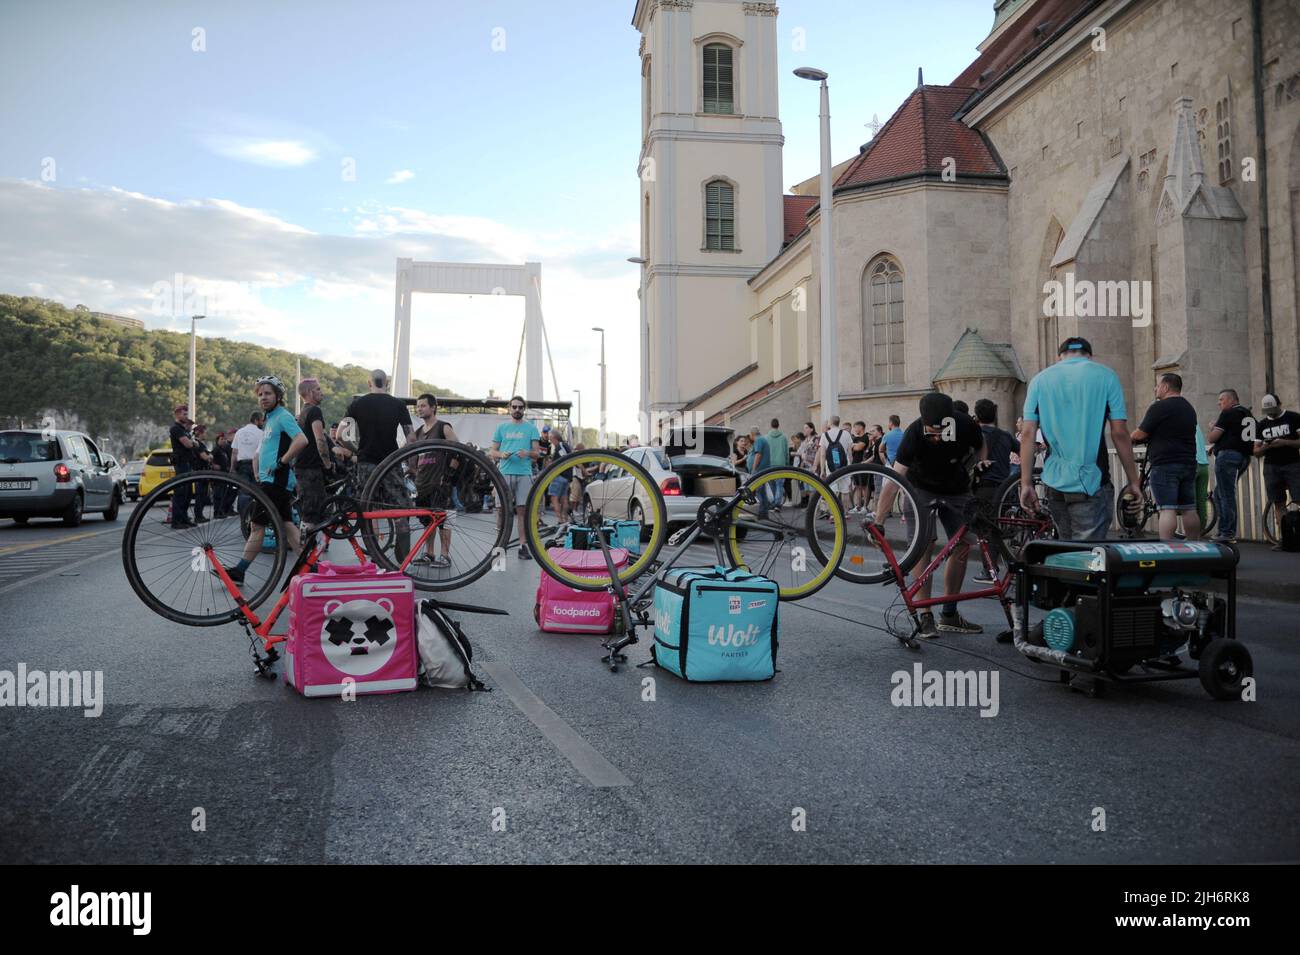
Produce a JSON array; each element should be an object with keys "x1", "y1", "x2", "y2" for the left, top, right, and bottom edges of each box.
[
  {"x1": 0, "y1": 179, "x2": 645, "y2": 433},
  {"x1": 206, "y1": 137, "x2": 318, "y2": 167},
  {"x1": 385, "y1": 169, "x2": 415, "y2": 184}
]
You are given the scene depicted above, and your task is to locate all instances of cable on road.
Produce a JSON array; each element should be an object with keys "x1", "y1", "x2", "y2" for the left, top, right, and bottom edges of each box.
[{"x1": 789, "y1": 598, "x2": 1062, "y2": 684}]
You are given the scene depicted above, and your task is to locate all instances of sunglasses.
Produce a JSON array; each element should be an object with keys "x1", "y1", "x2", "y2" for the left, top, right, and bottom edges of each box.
[{"x1": 509, "y1": 405, "x2": 524, "y2": 411}]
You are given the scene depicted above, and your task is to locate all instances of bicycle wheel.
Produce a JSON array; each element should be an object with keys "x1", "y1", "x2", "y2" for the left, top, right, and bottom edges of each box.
[
  {"x1": 359, "y1": 441, "x2": 511, "y2": 591},
  {"x1": 1263, "y1": 501, "x2": 1299, "y2": 544},
  {"x1": 723, "y1": 467, "x2": 844, "y2": 600},
  {"x1": 1202, "y1": 495, "x2": 1217, "y2": 536},
  {"x1": 122, "y1": 471, "x2": 287, "y2": 627},
  {"x1": 817, "y1": 464, "x2": 931, "y2": 585},
  {"x1": 993, "y1": 471, "x2": 1057, "y2": 556},
  {"x1": 526, "y1": 449, "x2": 668, "y2": 592}
]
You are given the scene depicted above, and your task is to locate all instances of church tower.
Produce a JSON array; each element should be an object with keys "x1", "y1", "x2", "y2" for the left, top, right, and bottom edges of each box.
[{"x1": 632, "y1": 0, "x2": 784, "y2": 435}]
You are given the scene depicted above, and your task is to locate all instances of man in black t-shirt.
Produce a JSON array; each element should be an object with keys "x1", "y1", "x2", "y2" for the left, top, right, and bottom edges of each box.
[
  {"x1": 295, "y1": 378, "x2": 334, "y2": 528},
  {"x1": 345, "y1": 370, "x2": 414, "y2": 558},
  {"x1": 167, "y1": 404, "x2": 210, "y2": 528},
  {"x1": 1207, "y1": 388, "x2": 1253, "y2": 541},
  {"x1": 1132, "y1": 373, "x2": 1200, "y2": 540},
  {"x1": 870, "y1": 392, "x2": 988, "y2": 637},
  {"x1": 1254, "y1": 393, "x2": 1300, "y2": 547}
]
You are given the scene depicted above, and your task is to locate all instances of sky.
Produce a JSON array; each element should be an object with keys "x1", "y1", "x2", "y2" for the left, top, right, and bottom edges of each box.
[{"x1": 0, "y1": 0, "x2": 994, "y2": 434}]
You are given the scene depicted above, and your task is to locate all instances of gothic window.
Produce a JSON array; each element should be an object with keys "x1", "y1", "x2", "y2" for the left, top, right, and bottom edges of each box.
[
  {"x1": 863, "y1": 256, "x2": 904, "y2": 387},
  {"x1": 1215, "y1": 96, "x2": 1233, "y2": 184},
  {"x1": 704, "y1": 179, "x2": 735, "y2": 251},
  {"x1": 703, "y1": 43, "x2": 734, "y2": 114}
]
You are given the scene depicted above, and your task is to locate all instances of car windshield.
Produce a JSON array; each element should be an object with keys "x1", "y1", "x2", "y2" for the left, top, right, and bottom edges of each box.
[
  {"x1": 0, "y1": 432, "x2": 60, "y2": 464},
  {"x1": 126, "y1": 461, "x2": 146, "y2": 474},
  {"x1": 146, "y1": 453, "x2": 172, "y2": 467},
  {"x1": 646, "y1": 448, "x2": 672, "y2": 470}
]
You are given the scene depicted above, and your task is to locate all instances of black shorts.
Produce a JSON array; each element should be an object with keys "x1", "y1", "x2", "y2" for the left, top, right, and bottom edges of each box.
[
  {"x1": 249, "y1": 482, "x2": 294, "y2": 526},
  {"x1": 913, "y1": 487, "x2": 976, "y2": 542}
]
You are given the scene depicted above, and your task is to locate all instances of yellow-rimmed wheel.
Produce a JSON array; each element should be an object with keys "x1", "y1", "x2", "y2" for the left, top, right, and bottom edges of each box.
[
  {"x1": 525, "y1": 449, "x2": 668, "y2": 591},
  {"x1": 724, "y1": 467, "x2": 845, "y2": 600}
]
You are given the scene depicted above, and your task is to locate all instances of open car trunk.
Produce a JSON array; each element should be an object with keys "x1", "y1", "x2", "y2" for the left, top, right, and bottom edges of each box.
[{"x1": 670, "y1": 456, "x2": 738, "y2": 498}]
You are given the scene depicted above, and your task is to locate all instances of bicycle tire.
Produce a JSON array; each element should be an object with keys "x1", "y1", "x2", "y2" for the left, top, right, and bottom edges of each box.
[
  {"x1": 815, "y1": 463, "x2": 933, "y2": 585},
  {"x1": 1263, "y1": 502, "x2": 1299, "y2": 544},
  {"x1": 993, "y1": 470, "x2": 1057, "y2": 556},
  {"x1": 525, "y1": 448, "x2": 668, "y2": 592},
  {"x1": 122, "y1": 471, "x2": 287, "y2": 627},
  {"x1": 724, "y1": 466, "x2": 845, "y2": 600},
  {"x1": 358, "y1": 440, "x2": 511, "y2": 591}
]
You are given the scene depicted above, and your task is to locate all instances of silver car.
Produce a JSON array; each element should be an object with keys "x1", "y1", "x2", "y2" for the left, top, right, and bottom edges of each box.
[{"x1": 0, "y1": 429, "x2": 121, "y2": 526}]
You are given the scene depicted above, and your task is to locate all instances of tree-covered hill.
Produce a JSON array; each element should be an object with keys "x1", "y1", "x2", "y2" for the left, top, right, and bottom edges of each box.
[{"x1": 0, "y1": 295, "x2": 462, "y2": 457}]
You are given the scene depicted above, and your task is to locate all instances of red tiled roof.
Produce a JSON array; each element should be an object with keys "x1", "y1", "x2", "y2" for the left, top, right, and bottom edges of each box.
[
  {"x1": 781, "y1": 195, "x2": 817, "y2": 246},
  {"x1": 952, "y1": 0, "x2": 1099, "y2": 104},
  {"x1": 833, "y1": 85, "x2": 1004, "y2": 190}
]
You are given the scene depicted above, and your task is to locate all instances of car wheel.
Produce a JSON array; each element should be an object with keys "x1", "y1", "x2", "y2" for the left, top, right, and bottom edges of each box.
[
  {"x1": 628, "y1": 499, "x2": 652, "y2": 543},
  {"x1": 62, "y1": 493, "x2": 84, "y2": 527},
  {"x1": 103, "y1": 492, "x2": 120, "y2": 522}
]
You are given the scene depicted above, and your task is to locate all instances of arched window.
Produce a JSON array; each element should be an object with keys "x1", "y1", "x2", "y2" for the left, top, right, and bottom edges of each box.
[
  {"x1": 863, "y1": 256, "x2": 904, "y2": 387},
  {"x1": 704, "y1": 179, "x2": 736, "y2": 251},
  {"x1": 702, "y1": 43, "x2": 734, "y2": 114}
]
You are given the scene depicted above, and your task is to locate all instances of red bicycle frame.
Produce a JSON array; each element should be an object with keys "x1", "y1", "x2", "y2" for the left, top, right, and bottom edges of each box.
[
  {"x1": 866, "y1": 519, "x2": 1017, "y2": 632},
  {"x1": 206, "y1": 507, "x2": 447, "y2": 650}
]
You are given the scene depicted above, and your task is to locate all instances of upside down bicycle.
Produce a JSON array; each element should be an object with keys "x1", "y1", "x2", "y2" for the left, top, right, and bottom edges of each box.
[
  {"x1": 523, "y1": 447, "x2": 848, "y2": 670},
  {"x1": 122, "y1": 440, "x2": 512, "y2": 675}
]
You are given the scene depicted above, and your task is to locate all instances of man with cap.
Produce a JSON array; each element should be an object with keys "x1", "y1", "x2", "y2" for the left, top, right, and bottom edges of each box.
[
  {"x1": 1019, "y1": 337, "x2": 1141, "y2": 541},
  {"x1": 869, "y1": 392, "x2": 988, "y2": 637},
  {"x1": 1253, "y1": 393, "x2": 1300, "y2": 549}
]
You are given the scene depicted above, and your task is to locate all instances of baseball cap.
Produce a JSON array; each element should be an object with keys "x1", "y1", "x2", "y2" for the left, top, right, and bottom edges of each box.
[
  {"x1": 542, "y1": 425, "x2": 551, "y2": 432},
  {"x1": 1057, "y1": 336, "x2": 1093, "y2": 355},
  {"x1": 919, "y1": 391, "x2": 954, "y2": 427},
  {"x1": 1261, "y1": 393, "x2": 1280, "y2": 414}
]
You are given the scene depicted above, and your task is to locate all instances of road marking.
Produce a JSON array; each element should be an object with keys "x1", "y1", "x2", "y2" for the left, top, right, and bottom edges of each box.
[
  {"x1": 481, "y1": 662, "x2": 631, "y2": 788},
  {"x1": 0, "y1": 525, "x2": 123, "y2": 557},
  {"x1": 0, "y1": 546, "x2": 121, "y2": 596}
]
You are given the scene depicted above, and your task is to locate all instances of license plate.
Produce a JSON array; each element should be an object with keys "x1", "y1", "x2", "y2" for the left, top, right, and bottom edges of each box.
[{"x1": 0, "y1": 480, "x2": 33, "y2": 490}]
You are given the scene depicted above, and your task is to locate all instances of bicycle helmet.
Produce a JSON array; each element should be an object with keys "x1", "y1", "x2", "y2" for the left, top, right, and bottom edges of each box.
[{"x1": 254, "y1": 375, "x2": 286, "y2": 402}]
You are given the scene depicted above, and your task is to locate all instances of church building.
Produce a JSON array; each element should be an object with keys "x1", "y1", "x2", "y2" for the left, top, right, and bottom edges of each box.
[{"x1": 633, "y1": 0, "x2": 1300, "y2": 441}]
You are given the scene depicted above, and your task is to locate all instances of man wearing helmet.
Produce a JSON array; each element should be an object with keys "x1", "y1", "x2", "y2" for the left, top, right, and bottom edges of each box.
[{"x1": 224, "y1": 376, "x2": 308, "y2": 584}]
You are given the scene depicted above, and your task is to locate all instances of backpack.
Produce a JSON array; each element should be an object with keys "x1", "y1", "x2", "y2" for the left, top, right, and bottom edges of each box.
[
  {"x1": 825, "y1": 430, "x2": 849, "y2": 472},
  {"x1": 1282, "y1": 509, "x2": 1300, "y2": 553},
  {"x1": 415, "y1": 600, "x2": 488, "y2": 690}
]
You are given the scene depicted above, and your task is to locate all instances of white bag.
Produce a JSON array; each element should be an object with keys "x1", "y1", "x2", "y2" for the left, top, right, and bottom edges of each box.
[{"x1": 416, "y1": 600, "x2": 488, "y2": 691}]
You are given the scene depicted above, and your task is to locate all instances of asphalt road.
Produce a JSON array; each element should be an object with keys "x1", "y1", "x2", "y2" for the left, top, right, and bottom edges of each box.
[{"x1": 0, "y1": 509, "x2": 1297, "y2": 864}]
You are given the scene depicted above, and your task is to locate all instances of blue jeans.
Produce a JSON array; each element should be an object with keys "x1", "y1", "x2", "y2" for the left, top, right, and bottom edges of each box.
[
  {"x1": 1150, "y1": 461, "x2": 1197, "y2": 510},
  {"x1": 1213, "y1": 450, "x2": 1248, "y2": 538},
  {"x1": 1045, "y1": 482, "x2": 1114, "y2": 541}
]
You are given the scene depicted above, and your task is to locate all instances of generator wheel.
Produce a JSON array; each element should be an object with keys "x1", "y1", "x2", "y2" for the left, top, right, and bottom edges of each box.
[{"x1": 1198, "y1": 639, "x2": 1253, "y2": 700}]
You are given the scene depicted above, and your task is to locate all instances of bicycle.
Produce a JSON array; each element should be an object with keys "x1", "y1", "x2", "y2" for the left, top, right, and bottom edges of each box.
[
  {"x1": 1262, "y1": 495, "x2": 1299, "y2": 545},
  {"x1": 522, "y1": 448, "x2": 847, "y2": 670},
  {"x1": 122, "y1": 440, "x2": 512, "y2": 674},
  {"x1": 1116, "y1": 451, "x2": 1216, "y2": 539},
  {"x1": 817, "y1": 462, "x2": 1056, "y2": 584},
  {"x1": 843, "y1": 467, "x2": 1025, "y2": 649}
]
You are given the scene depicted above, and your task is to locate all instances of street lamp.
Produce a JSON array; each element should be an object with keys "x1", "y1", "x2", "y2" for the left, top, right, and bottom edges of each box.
[
  {"x1": 189, "y1": 314, "x2": 205, "y2": 422},
  {"x1": 628, "y1": 256, "x2": 649, "y2": 445},
  {"x1": 572, "y1": 389, "x2": 582, "y2": 441},
  {"x1": 794, "y1": 66, "x2": 838, "y2": 420},
  {"x1": 592, "y1": 326, "x2": 607, "y2": 448}
]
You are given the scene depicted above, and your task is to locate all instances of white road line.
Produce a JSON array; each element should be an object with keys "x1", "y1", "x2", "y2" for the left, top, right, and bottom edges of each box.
[
  {"x1": 0, "y1": 546, "x2": 123, "y2": 596},
  {"x1": 480, "y1": 662, "x2": 632, "y2": 788}
]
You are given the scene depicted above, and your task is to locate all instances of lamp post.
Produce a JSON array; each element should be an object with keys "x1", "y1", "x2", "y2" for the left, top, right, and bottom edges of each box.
[
  {"x1": 572, "y1": 389, "x2": 582, "y2": 443},
  {"x1": 592, "y1": 326, "x2": 607, "y2": 448},
  {"x1": 628, "y1": 255, "x2": 649, "y2": 445},
  {"x1": 189, "y1": 314, "x2": 205, "y2": 422},
  {"x1": 794, "y1": 66, "x2": 837, "y2": 420}
]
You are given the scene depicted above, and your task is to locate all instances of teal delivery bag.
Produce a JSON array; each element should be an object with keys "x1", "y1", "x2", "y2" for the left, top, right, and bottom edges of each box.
[{"x1": 651, "y1": 567, "x2": 779, "y2": 682}]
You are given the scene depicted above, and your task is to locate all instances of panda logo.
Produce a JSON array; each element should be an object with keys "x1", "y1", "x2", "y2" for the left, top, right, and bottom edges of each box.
[{"x1": 321, "y1": 598, "x2": 397, "y2": 677}]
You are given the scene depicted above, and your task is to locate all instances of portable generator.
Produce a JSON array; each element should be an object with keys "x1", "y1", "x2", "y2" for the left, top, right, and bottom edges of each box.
[{"x1": 1010, "y1": 540, "x2": 1252, "y2": 700}]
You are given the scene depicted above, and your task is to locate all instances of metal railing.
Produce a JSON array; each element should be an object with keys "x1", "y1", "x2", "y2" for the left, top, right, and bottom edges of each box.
[{"x1": 1106, "y1": 449, "x2": 1271, "y2": 541}]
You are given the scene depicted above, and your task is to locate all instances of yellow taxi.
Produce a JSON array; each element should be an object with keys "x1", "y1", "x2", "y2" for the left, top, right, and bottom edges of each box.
[{"x1": 138, "y1": 447, "x2": 176, "y2": 497}]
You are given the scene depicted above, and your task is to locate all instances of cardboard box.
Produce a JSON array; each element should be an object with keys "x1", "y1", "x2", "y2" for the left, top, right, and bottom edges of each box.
[{"x1": 695, "y1": 476, "x2": 737, "y2": 497}]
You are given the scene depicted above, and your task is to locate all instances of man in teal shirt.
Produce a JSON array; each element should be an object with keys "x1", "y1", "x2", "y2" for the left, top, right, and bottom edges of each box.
[
  {"x1": 765, "y1": 418, "x2": 789, "y2": 508},
  {"x1": 490, "y1": 395, "x2": 542, "y2": 559},
  {"x1": 1020, "y1": 337, "x2": 1141, "y2": 540}
]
